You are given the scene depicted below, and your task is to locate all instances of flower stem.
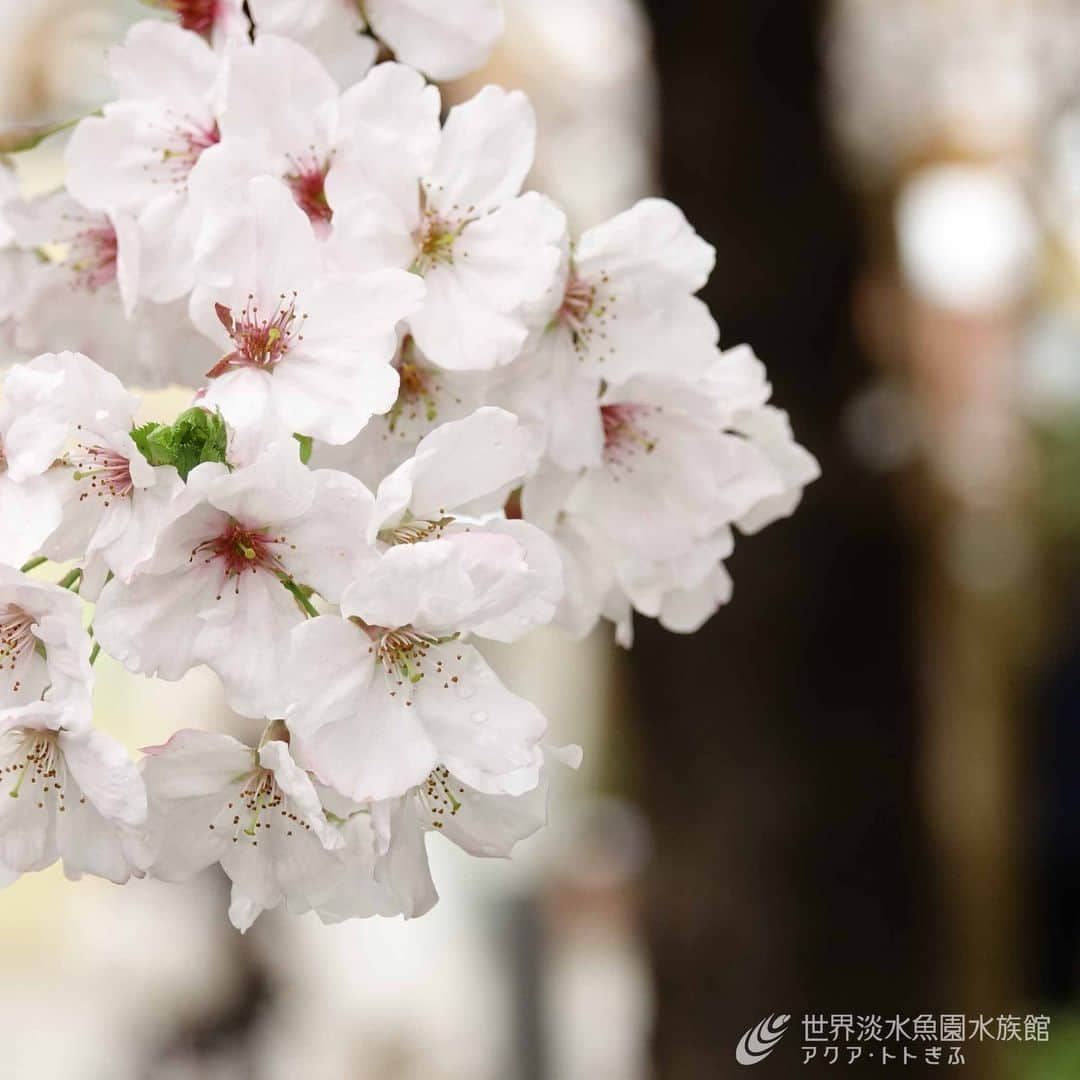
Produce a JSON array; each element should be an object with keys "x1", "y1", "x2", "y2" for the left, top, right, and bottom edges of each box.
[{"x1": 279, "y1": 576, "x2": 319, "y2": 619}]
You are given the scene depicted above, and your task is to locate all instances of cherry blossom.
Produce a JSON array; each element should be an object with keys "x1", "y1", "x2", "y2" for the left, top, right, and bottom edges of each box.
[
  {"x1": 3, "y1": 351, "x2": 184, "y2": 592},
  {"x1": 93, "y1": 441, "x2": 377, "y2": 716},
  {"x1": 154, "y1": 0, "x2": 249, "y2": 48},
  {"x1": 314, "y1": 336, "x2": 492, "y2": 489},
  {"x1": 246, "y1": 0, "x2": 377, "y2": 88},
  {"x1": 369, "y1": 405, "x2": 535, "y2": 542},
  {"x1": 328, "y1": 80, "x2": 566, "y2": 370},
  {"x1": 364, "y1": 744, "x2": 581, "y2": 918},
  {"x1": 0, "y1": 703, "x2": 146, "y2": 884},
  {"x1": 361, "y1": 0, "x2": 504, "y2": 82},
  {"x1": 523, "y1": 347, "x2": 818, "y2": 643},
  {"x1": 7, "y1": 191, "x2": 140, "y2": 317},
  {"x1": 0, "y1": 395, "x2": 63, "y2": 571},
  {"x1": 504, "y1": 198, "x2": 721, "y2": 471},
  {"x1": 65, "y1": 20, "x2": 227, "y2": 304},
  {"x1": 279, "y1": 523, "x2": 561, "y2": 806},
  {"x1": 0, "y1": 11, "x2": 819, "y2": 923},
  {"x1": 0, "y1": 566, "x2": 92, "y2": 717},
  {"x1": 190, "y1": 177, "x2": 424, "y2": 446},
  {"x1": 190, "y1": 33, "x2": 344, "y2": 236},
  {"x1": 249, "y1": 0, "x2": 504, "y2": 85},
  {"x1": 141, "y1": 727, "x2": 358, "y2": 931}
]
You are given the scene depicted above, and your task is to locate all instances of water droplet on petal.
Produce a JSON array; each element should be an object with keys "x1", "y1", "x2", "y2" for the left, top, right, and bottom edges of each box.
[
  {"x1": 471, "y1": 710, "x2": 489, "y2": 724},
  {"x1": 456, "y1": 683, "x2": 476, "y2": 701}
]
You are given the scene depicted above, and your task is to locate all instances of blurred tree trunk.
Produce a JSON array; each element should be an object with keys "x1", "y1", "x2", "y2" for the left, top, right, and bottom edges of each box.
[{"x1": 632, "y1": 2, "x2": 939, "y2": 1075}]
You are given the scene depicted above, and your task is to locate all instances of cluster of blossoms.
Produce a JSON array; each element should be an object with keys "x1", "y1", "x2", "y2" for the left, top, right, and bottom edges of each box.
[{"x1": 0, "y1": 2, "x2": 817, "y2": 929}]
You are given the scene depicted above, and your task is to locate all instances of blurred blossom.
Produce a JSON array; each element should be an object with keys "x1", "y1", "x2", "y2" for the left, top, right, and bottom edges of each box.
[
  {"x1": 843, "y1": 379, "x2": 923, "y2": 473},
  {"x1": 473, "y1": 0, "x2": 656, "y2": 231},
  {"x1": 250, "y1": 857, "x2": 515, "y2": 1080},
  {"x1": 545, "y1": 915, "x2": 652, "y2": 1080},
  {"x1": 0, "y1": 0, "x2": 137, "y2": 125},
  {"x1": 1021, "y1": 313, "x2": 1080, "y2": 424},
  {"x1": 1043, "y1": 107, "x2": 1080, "y2": 269},
  {"x1": 896, "y1": 166, "x2": 1037, "y2": 314},
  {"x1": 944, "y1": 507, "x2": 1037, "y2": 594},
  {"x1": 936, "y1": 409, "x2": 1033, "y2": 510},
  {"x1": 551, "y1": 795, "x2": 652, "y2": 892},
  {"x1": 828, "y1": 0, "x2": 1080, "y2": 185}
]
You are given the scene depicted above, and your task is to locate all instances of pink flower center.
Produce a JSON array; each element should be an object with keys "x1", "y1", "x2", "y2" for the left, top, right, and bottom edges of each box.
[
  {"x1": 158, "y1": 115, "x2": 220, "y2": 187},
  {"x1": 559, "y1": 273, "x2": 596, "y2": 334},
  {"x1": 601, "y1": 403, "x2": 658, "y2": 471},
  {"x1": 191, "y1": 520, "x2": 289, "y2": 593},
  {"x1": 207, "y1": 294, "x2": 306, "y2": 378},
  {"x1": 0, "y1": 605, "x2": 37, "y2": 695},
  {"x1": 284, "y1": 152, "x2": 332, "y2": 229},
  {"x1": 164, "y1": 0, "x2": 221, "y2": 36},
  {"x1": 68, "y1": 223, "x2": 118, "y2": 292},
  {"x1": 558, "y1": 267, "x2": 612, "y2": 355},
  {"x1": 71, "y1": 442, "x2": 134, "y2": 505}
]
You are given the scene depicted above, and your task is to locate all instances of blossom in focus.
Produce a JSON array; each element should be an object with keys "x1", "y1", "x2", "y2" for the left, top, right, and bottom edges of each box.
[
  {"x1": 141, "y1": 728, "x2": 373, "y2": 932},
  {"x1": 505, "y1": 198, "x2": 720, "y2": 472},
  {"x1": 328, "y1": 75, "x2": 566, "y2": 371},
  {"x1": 369, "y1": 405, "x2": 535, "y2": 542},
  {"x1": 65, "y1": 21, "x2": 227, "y2": 304},
  {"x1": 0, "y1": 9, "x2": 820, "y2": 925},
  {"x1": 363, "y1": 743, "x2": 581, "y2": 918},
  {"x1": 191, "y1": 177, "x2": 425, "y2": 446},
  {"x1": 0, "y1": 565, "x2": 92, "y2": 717},
  {"x1": 94, "y1": 441, "x2": 377, "y2": 716},
  {"x1": 314, "y1": 336, "x2": 492, "y2": 489},
  {"x1": 0, "y1": 703, "x2": 146, "y2": 884},
  {"x1": 524, "y1": 346, "x2": 818, "y2": 644},
  {"x1": 3, "y1": 351, "x2": 184, "y2": 593},
  {"x1": 280, "y1": 525, "x2": 561, "y2": 805}
]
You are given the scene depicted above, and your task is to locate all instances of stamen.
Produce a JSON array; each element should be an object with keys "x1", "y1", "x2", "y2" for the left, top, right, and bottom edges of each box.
[
  {"x1": 218, "y1": 764, "x2": 314, "y2": 845},
  {"x1": 207, "y1": 293, "x2": 306, "y2": 377},
  {"x1": 0, "y1": 605, "x2": 38, "y2": 695},
  {"x1": 410, "y1": 186, "x2": 474, "y2": 275},
  {"x1": 0, "y1": 730, "x2": 65, "y2": 813},
  {"x1": 70, "y1": 443, "x2": 134, "y2": 505},
  {"x1": 601, "y1": 403, "x2": 658, "y2": 473},
  {"x1": 67, "y1": 223, "x2": 118, "y2": 292},
  {"x1": 420, "y1": 765, "x2": 465, "y2": 829},
  {"x1": 556, "y1": 267, "x2": 613, "y2": 357},
  {"x1": 356, "y1": 622, "x2": 460, "y2": 690},
  {"x1": 384, "y1": 517, "x2": 454, "y2": 545},
  {"x1": 153, "y1": 114, "x2": 220, "y2": 189},
  {"x1": 559, "y1": 273, "x2": 596, "y2": 335},
  {"x1": 388, "y1": 355, "x2": 441, "y2": 431},
  {"x1": 190, "y1": 521, "x2": 290, "y2": 596}
]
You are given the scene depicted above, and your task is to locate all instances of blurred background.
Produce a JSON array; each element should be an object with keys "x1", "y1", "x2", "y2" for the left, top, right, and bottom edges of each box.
[{"x1": 3, "y1": 0, "x2": 1080, "y2": 1077}]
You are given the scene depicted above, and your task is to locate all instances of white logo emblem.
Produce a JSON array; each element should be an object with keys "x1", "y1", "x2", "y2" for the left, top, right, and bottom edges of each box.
[{"x1": 736, "y1": 1014, "x2": 791, "y2": 1065}]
